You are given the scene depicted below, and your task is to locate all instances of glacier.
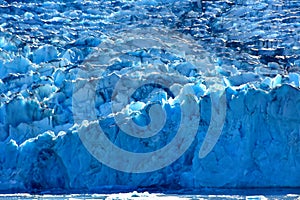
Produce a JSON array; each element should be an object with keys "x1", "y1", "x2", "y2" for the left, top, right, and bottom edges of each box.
[{"x1": 0, "y1": 0, "x2": 300, "y2": 194}]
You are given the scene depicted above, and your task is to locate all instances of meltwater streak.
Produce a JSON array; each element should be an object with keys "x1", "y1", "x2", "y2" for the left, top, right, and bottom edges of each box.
[{"x1": 72, "y1": 27, "x2": 226, "y2": 173}]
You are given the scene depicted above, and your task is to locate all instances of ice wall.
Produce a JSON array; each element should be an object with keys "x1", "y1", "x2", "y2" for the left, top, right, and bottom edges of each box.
[{"x1": 0, "y1": 0, "x2": 299, "y2": 193}]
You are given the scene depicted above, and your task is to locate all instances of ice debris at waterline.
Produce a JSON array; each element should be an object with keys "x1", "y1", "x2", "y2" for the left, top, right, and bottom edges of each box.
[{"x1": 0, "y1": 0, "x2": 300, "y2": 193}]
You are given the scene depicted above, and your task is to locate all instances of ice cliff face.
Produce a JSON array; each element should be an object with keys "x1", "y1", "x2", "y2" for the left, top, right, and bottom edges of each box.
[{"x1": 0, "y1": 0, "x2": 300, "y2": 193}]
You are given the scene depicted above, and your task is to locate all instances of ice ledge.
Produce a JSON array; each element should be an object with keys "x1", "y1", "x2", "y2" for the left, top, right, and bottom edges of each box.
[{"x1": 0, "y1": 84, "x2": 299, "y2": 193}]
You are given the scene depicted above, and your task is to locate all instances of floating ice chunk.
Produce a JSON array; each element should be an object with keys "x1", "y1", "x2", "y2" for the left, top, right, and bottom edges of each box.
[
  {"x1": 246, "y1": 196, "x2": 268, "y2": 200},
  {"x1": 32, "y1": 45, "x2": 58, "y2": 64}
]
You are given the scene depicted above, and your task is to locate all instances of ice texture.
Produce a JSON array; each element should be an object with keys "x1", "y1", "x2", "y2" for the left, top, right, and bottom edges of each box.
[{"x1": 0, "y1": 0, "x2": 300, "y2": 194}]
